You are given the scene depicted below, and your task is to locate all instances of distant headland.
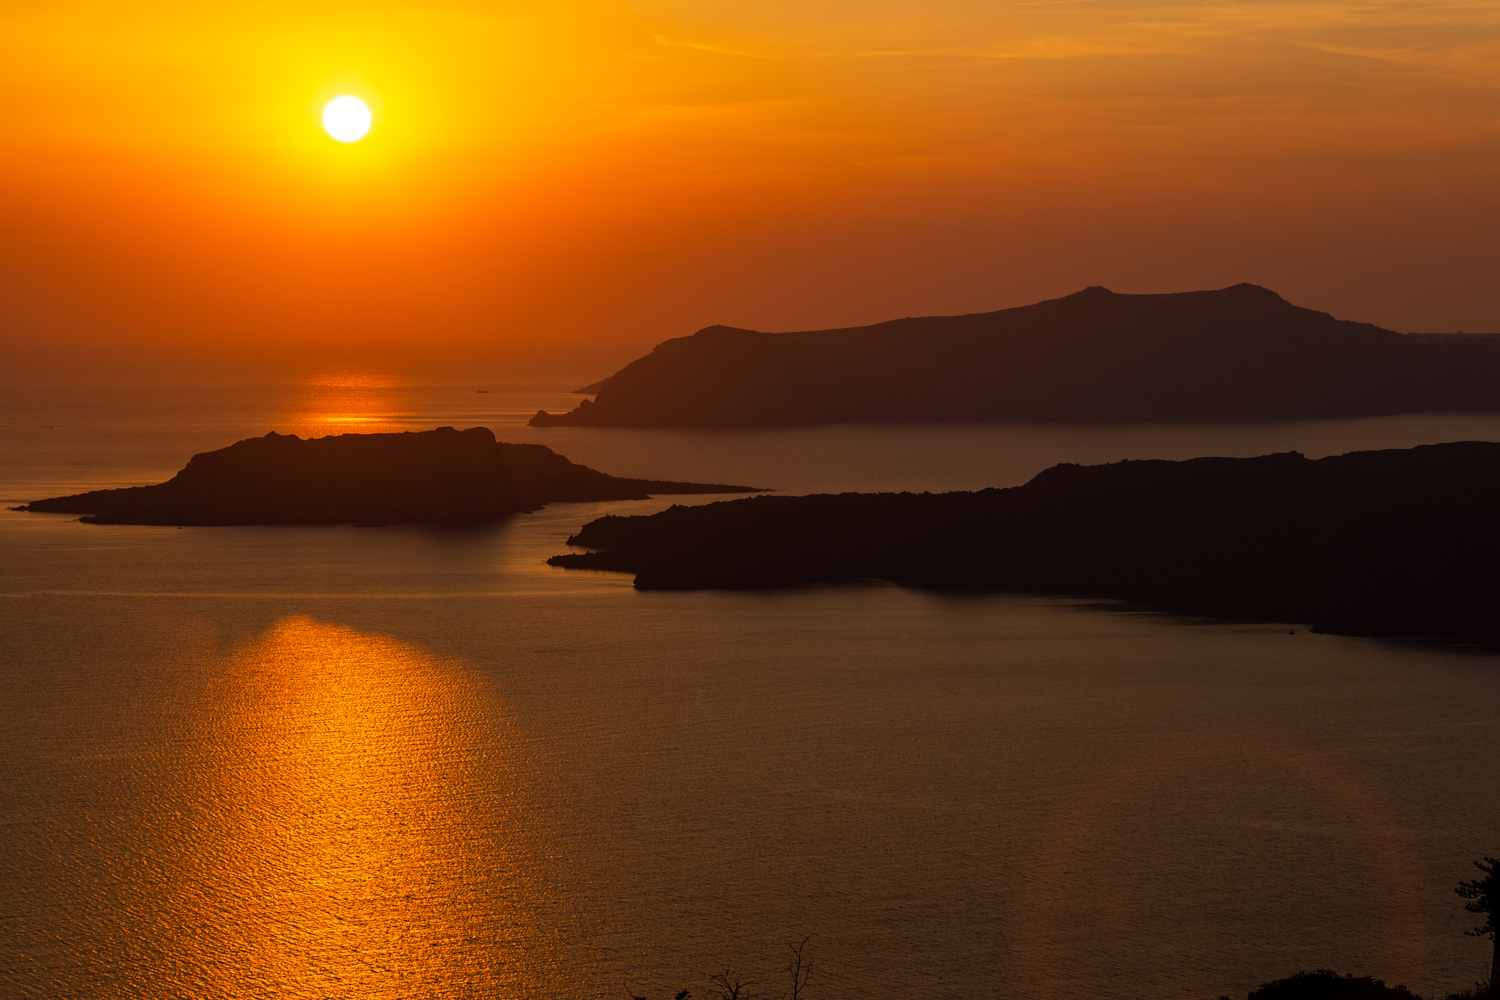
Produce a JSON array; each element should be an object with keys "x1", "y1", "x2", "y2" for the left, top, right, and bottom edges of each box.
[
  {"x1": 14, "y1": 426, "x2": 760, "y2": 526},
  {"x1": 529, "y1": 284, "x2": 1500, "y2": 428},
  {"x1": 548, "y1": 441, "x2": 1500, "y2": 647}
]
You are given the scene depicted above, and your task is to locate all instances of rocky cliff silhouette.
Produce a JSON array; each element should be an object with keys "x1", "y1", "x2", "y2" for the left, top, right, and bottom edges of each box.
[
  {"x1": 548, "y1": 441, "x2": 1500, "y2": 646},
  {"x1": 529, "y1": 285, "x2": 1500, "y2": 427},
  {"x1": 15, "y1": 426, "x2": 759, "y2": 526}
]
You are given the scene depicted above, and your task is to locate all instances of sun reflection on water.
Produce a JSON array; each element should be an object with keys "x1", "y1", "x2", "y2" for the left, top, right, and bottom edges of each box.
[
  {"x1": 134, "y1": 617, "x2": 539, "y2": 998},
  {"x1": 276, "y1": 370, "x2": 421, "y2": 439}
]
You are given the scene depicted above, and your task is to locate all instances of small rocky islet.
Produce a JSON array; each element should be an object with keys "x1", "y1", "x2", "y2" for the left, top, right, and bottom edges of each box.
[{"x1": 15, "y1": 425, "x2": 761, "y2": 526}]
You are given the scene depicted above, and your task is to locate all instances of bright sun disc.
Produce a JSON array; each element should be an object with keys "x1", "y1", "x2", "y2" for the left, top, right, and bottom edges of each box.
[{"x1": 322, "y1": 95, "x2": 372, "y2": 143}]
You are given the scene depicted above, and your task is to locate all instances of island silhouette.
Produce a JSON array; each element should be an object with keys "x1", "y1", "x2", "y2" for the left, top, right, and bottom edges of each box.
[
  {"x1": 529, "y1": 284, "x2": 1500, "y2": 428},
  {"x1": 548, "y1": 441, "x2": 1500, "y2": 647},
  {"x1": 14, "y1": 426, "x2": 759, "y2": 526}
]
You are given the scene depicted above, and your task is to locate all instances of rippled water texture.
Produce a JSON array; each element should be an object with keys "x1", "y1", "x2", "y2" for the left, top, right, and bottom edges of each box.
[{"x1": 2, "y1": 373, "x2": 1499, "y2": 998}]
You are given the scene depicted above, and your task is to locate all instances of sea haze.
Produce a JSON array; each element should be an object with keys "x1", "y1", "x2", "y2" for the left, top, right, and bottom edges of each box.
[{"x1": 2, "y1": 374, "x2": 1499, "y2": 999}]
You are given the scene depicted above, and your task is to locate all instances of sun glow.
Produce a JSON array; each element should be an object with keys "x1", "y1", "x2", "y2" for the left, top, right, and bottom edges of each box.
[
  {"x1": 321, "y1": 95, "x2": 372, "y2": 142},
  {"x1": 4, "y1": 0, "x2": 1500, "y2": 364}
]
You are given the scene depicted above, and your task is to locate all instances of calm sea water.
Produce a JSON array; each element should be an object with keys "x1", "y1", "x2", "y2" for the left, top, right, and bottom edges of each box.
[{"x1": 2, "y1": 372, "x2": 1498, "y2": 999}]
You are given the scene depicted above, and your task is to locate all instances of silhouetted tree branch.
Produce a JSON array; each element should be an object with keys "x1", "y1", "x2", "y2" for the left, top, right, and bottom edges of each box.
[
  {"x1": 707, "y1": 969, "x2": 762, "y2": 1000},
  {"x1": 623, "y1": 937, "x2": 813, "y2": 1000},
  {"x1": 782, "y1": 935, "x2": 814, "y2": 1000}
]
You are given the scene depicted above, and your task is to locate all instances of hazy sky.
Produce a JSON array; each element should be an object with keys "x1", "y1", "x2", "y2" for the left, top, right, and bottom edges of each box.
[{"x1": 3, "y1": 0, "x2": 1497, "y2": 372}]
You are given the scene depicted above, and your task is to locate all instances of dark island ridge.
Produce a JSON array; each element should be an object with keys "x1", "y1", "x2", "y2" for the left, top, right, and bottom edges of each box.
[
  {"x1": 548, "y1": 441, "x2": 1500, "y2": 647},
  {"x1": 14, "y1": 426, "x2": 761, "y2": 526},
  {"x1": 530, "y1": 283, "x2": 1500, "y2": 428}
]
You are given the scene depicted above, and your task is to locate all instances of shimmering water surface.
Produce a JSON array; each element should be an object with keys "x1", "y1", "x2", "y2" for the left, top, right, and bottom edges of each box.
[{"x1": 2, "y1": 373, "x2": 1498, "y2": 999}]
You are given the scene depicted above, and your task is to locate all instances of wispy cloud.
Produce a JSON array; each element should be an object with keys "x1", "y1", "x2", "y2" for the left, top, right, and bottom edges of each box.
[{"x1": 652, "y1": 34, "x2": 785, "y2": 60}]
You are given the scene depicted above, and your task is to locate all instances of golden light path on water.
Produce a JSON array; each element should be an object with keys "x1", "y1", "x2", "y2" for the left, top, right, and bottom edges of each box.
[
  {"x1": 5, "y1": 384, "x2": 1500, "y2": 996},
  {"x1": 278, "y1": 372, "x2": 410, "y2": 438},
  {"x1": 121, "y1": 617, "x2": 540, "y2": 998}
]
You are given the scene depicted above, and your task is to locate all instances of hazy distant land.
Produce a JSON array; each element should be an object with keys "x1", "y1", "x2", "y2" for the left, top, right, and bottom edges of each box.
[
  {"x1": 549, "y1": 441, "x2": 1500, "y2": 647},
  {"x1": 15, "y1": 426, "x2": 760, "y2": 526},
  {"x1": 530, "y1": 284, "x2": 1500, "y2": 428}
]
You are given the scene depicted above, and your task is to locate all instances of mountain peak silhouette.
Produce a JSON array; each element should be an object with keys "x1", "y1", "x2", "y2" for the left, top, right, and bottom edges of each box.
[{"x1": 531, "y1": 284, "x2": 1500, "y2": 428}]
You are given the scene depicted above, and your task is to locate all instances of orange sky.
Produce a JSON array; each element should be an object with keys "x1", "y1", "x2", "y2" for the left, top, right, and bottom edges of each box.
[{"x1": 3, "y1": 0, "x2": 1498, "y2": 373}]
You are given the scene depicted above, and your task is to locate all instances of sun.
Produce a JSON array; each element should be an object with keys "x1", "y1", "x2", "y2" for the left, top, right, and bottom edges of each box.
[{"x1": 322, "y1": 95, "x2": 372, "y2": 143}]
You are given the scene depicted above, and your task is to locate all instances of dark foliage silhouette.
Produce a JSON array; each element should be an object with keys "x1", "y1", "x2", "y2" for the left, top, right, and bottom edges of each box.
[
  {"x1": 1232, "y1": 970, "x2": 1420, "y2": 1000},
  {"x1": 1456, "y1": 857, "x2": 1499, "y2": 994},
  {"x1": 1255, "y1": 970, "x2": 1419, "y2": 1000},
  {"x1": 623, "y1": 989, "x2": 691, "y2": 1000},
  {"x1": 1218, "y1": 970, "x2": 1492, "y2": 1000},
  {"x1": 549, "y1": 441, "x2": 1500, "y2": 647}
]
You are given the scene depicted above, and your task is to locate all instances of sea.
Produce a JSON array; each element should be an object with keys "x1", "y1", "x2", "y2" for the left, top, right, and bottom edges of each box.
[{"x1": 2, "y1": 370, "x2": 1498, "y2": 1000}]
